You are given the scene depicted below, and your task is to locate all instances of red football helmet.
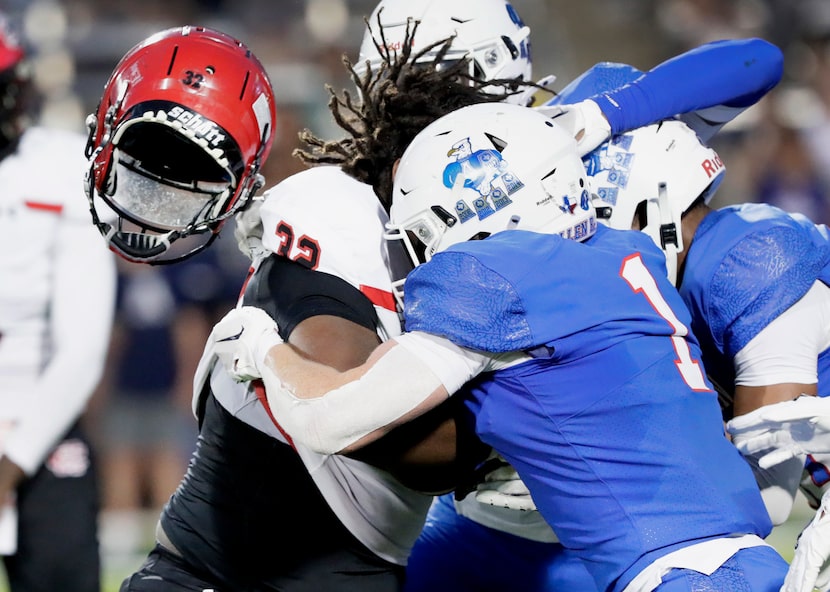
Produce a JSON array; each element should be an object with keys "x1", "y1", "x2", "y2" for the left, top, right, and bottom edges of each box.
[{"x1": 85, "y1": 25, "x2": 277, "y2": 263}]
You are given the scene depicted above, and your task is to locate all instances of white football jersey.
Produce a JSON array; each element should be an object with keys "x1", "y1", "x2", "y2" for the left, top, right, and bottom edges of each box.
[
  {"x1": 259, "y1": 165, "x2": 405, "y2": 337},
  {"x1": 206, "y1": 166, "x2": 430, "y2": 565},
  {"x1": 0, "y1": 126, "x2": 116, "y2": 473}
]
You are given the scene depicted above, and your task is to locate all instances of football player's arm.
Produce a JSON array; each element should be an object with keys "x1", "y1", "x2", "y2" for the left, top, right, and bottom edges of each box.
[
  {"x1": 214, "y1": 307, "x2": 489, "y2": 456},
  {"x1": 594, "y1": 38, "x2": 783, "y2": 141},
  {"x1": 725, "y1": 282, "x2": 826, "y2": 524},
  {"x1": 261, "y1": 331, "x2": 489, "y2": 455},
  {"x1": 2, "y1": 216, "x2": 116, "y2": 486},
  {"x1": 543, "y1": 38, "x2": 783, "y2": 154},
  {"x1": 288, "y1": 314, "x2": 381, "y2": 372}
]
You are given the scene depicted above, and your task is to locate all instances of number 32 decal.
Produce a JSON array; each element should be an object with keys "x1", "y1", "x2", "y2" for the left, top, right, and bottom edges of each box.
[{"x1": 182, "y1": 70, "x2": 204, "y2": 89}]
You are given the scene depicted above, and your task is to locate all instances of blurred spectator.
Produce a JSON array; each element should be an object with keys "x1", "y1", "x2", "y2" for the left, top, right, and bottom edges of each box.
[
  {"x1": 656, "y1": 0, "x2": 769, "y2": 50},
  {"x1": 93, "y1": 243, "x2": 248, "y2": 560},
  {"x1": 741, "y1": 88, "x2": 830, "y2": 224},
  {"x1": 0, "y1": 14, "x2": 116, "y2": 592},
  {"x1": 93, "y1": 261, "x2": 194, "y2": 557}
]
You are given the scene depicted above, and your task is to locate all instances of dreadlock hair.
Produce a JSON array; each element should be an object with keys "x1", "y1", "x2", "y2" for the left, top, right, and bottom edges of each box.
[{"x1": 294, "y1": 18, "x2": 521, "y2": 212}]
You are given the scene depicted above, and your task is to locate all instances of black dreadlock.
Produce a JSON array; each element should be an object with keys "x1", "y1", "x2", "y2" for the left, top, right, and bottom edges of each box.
[{"x1": 294, "y1": 18, "x2": 522, "y2": 212}]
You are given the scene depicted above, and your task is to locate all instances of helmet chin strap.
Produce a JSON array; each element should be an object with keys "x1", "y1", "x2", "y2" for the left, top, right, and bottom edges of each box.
[{"x1": 655, "y1": 181, "x2": 682, "y2": 285}]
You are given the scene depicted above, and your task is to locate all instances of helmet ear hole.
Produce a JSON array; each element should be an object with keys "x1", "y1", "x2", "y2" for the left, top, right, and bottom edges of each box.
[
  {"x1": 633, "y1": 200, "x2": 648, "y2": 231},
  {"x1": 501, "y1": 35, "x2": 519, "y2": 59},
  {"x1": 405, "y1": 229, "x2": 430, "y2": 264}
]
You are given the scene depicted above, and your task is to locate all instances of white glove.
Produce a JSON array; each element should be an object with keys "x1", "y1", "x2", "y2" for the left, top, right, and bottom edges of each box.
[
  {"x1": 535, "y1": 98, "x2": 612, "y2": 157},
  {"x1": 233, "y1": 198, "x2": 269, "y2": 262},
  {"x1": 726, "y1": 396, "x2": 830, "y2": 470},
  {"x1": 474, "y1": 455, "x2": 537, "y2": 512},
  {"x1": 211, "y1": 306, "x2": 283, "y2": 382},
  {"x1": 782, "y1": 490, "x2": 830, "y2": 592}
]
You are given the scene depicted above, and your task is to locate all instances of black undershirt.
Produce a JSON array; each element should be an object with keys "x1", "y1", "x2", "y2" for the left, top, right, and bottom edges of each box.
[{"x1": 242, "y1": 255, "x2": 379, "y2": 340}]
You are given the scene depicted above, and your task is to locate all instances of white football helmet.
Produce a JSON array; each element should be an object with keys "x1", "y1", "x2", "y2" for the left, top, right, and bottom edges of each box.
[
  {"x1": 357, "y1": 0, "x2": 531, "y2": 102},
  {"x1": 585, "y1": 119, "x2": 725, "y2": 284},
  {"x1": 387, "y1": 102, "x2": 596, "y2": 302}
]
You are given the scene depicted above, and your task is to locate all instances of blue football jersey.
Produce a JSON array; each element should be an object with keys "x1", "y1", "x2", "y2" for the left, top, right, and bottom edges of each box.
[
  {"x1": 403, "y1": 227, "x2": 772, "y2": 592},
  {"x1": 680, "y1": 203, "x2": 830, "y2": 397}
]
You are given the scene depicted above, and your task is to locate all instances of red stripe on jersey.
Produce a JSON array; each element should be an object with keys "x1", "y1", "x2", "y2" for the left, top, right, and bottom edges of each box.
[
  {"x1": 237, "y1": 266, "x2": 256, "y2": 303},
  {"x1": 252, "y1": 379, "x2": 296, "y2": 450},
  {"x1": 25, "y1": 201, "x2": 63, "y2": 214},
  {"x1": 360, "y1": 285, "x2": 396, "y2": 312}
]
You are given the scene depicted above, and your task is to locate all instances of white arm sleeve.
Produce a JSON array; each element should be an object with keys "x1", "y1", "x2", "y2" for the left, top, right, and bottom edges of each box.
[
  {"x1": 733, "y1": 281, "x2": 830, "y2": 387},
  {"x1": 393, "y1": 331, "x2": 506, "y2": 393},
  {"x1": 4, "y1": 219, "x2": 116, "y2": 474},
  {"x1": 260, "y1": 331, "x2": 494, "y2": 455}
]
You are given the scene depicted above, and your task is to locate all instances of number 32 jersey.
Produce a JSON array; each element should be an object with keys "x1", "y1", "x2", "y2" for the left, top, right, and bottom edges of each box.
[{"x1": 212, "y1": 166, "x2": 431, "y2": 565}]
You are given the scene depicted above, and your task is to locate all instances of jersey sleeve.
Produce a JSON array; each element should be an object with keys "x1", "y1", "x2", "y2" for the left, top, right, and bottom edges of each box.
[
  {"x1": 709, "y1": 223, "x2": 830, "y2": 358},
  {"x1": 241, "y1": 255, "x2": 378, "y2": 339},
  {"x1": 732, "y1": 282, "x2": 828, "y2": 387},
  {"x1": 403, "y1": 249, "x2": 532, "y2": 353},
  {"x1": 550, "y1": 62, "x2": 643, "y2": 104},
  {"x1": 568, "y1": 38, "x2": 783, "y2": 137}
]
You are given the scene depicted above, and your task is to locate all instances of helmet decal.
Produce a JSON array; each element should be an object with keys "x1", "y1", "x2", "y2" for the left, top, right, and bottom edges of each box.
[
  {"x1": 584, "y1": 134, "x2": 637, "y2": 207},
  {"x1": 387, "y1": 102, "x2": 596, "y2": 304},
  {"x1": 586, "y1": 119, "x2": 726, "y2": 285},
  {"x1": 442, "y1": 137, "x2": 523, "y2": 222},
  {"x1": 701, "y1": 153, "x2": 725, "y2": 179},
  {"x1": 560, "y1": 190, "x2": 591, "y2": 215},
  {"x1": 505, "y1": 3, "x2": 525, "y2": 28},
  {"x1": 166, "y1": 106, "x2": 227, "y2": 147}
]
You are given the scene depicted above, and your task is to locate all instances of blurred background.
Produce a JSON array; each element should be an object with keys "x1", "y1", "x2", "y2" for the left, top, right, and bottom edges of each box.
[{"x1": 3, "y1": 0, "x2": 830, "y2": 588}]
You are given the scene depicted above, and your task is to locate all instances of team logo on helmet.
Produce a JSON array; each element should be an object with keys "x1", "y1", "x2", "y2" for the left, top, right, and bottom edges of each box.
[
  {"x1": 583, "y1": 133, "x2": 638, "y2": 207},
  {"x1": 442, "y1": 137, "x2": 524, "y2": 223}
]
